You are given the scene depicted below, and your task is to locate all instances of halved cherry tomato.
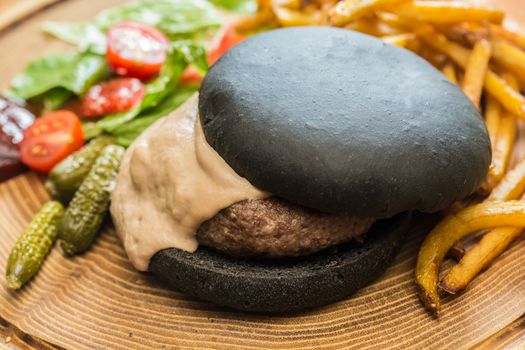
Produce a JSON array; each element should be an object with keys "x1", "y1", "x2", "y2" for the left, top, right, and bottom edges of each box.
[
  {"x1": 179, "y1": 25, "x2": 247, "y2": 84},
  {"x1": 80, "y1": 78, "x2": 145, "y2": 117},
  {"x1": 179, "y1": 66, "x2": 204, "y2": 84},
  {"x1": 208, "y1": 25, "x2": 247, "y2": 65},
  {"x1": 107, "y1": 22, "x2": 169, "y2": 80},
  {"x1": 19, "y1": 111, "x2": 84, "y2": 173}
]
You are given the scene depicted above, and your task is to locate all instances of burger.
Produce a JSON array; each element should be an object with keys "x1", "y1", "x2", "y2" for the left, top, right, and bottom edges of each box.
[{"x1": 110, "y1": 26, "x2": 491, "y2": 313}]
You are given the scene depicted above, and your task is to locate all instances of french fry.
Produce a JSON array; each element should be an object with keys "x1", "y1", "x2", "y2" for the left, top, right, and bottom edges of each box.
[
  {"x1": 346, "y1": 18, "x2": 384, "y2": 36},
  {"x1": 415, "y1": 25, "x2": 470, "y2": 66},
  {"x1": 490, "y1": 24, "x2": 525, "y2": 51},
  {"x1": 272, "y1": 5, "x2": 323, "y2": 26},
  {"x1": 376, "y1": 11, "x2": 412, "y2": 30},
  {"x1": 440, "y1": 159, "x2": 525, "y2": 294},
  {"x1": 441, "y1": 22, "x2": 488, "y2": 47},
  {"x1": 382, "y1": 33, "x2": 416, "y2": 47},
  {"x1": 487, "y1": 111, "x2": 516, "y2": 185},
  {"x1": 484, "y1": 96, "x2": 501, "y2": 149},
  {"x1": 447, "y1": 240, "x2": 466, "y2": 260},
  {"x1": 488, "y1": 154, "x2": 525, "y2": 201},
  {"x1": 484, "y1": 72, "x2": 525, "y2": 118},
  {"x1": 416, "y1": 26, "x2": 525, "y2": 118},
  {"x1": 462, "y1": 39, "x2": 492, "y2": 107},
  {"x1": 272, "y1": 0, "x2": 301, "y2": 10},
  {"x1": 440, "y1": 225, "x2": 523, "y2": 294},
  {"x1": 234, "y1": 8, "x2": 275, "y2": 32},
  {"x1": 389, "y1": 1, "x2": 504, "y2": 24},
  {"x1": 330, "y1": 0, "x2": 407, "y2": 27},
  {"x1": 442, "y1": 63, "x2": 458, "y2": 84},
  {"x1": 447, "y1": 229, "x2": 487, "y2": 260},
  {"x1": 415, "y1": 200, "x2": 525, "y2": 314},
  {"x1": 375, "y1": 21, "x2": 406, "y2": 36},
  {"x1": 482, "y1": 74, "x2": 519, "y2": 191},
  {"x1": 491, "y1": 38, "x2": 525, "y2": 82}
]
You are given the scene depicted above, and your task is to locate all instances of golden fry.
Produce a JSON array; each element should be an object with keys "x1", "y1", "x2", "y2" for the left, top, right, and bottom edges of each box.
[
  {"x1": 375, "y1": 21, "x2": 406, "y2": 36},
  {"x1": 346, "y1": 18, "x2": 383, "y2": 36},
  {"x1": 376, "y1": 11, "x2": 412, "y2": 30},
  {"x1": 415, "y1": 200, "x2": 525, "y2": 314},
  {"x1": 489, "y1": 158, "x2": 525, "y2": 201},
  {"x1": 415, "y1": 25, "x2": 470, "y2": 66},
  {"x1": 416, "y1": 26, "x2": 525, "y2": 117},
  {"x1": 442, "y1": 63, "x2": 458, "y2": 84},
  {"x1": 484, "y1": 96, "x2": 501, "y2": 149},
  {"x1": 484, "y1": 114, "x2": 516, "y2": 190},
  {"x1": 440, "y1": 159, "x2": 525, "y2": 294},
  {"x1": 447, "y1": 240, "x2": 466, "y2": 261},
  {"x1": 272, "y1": 0, "x2": 301, "y2": 10},
  {"x1": 440, "y1": 226, "x2": 522, "y2": 294},
  {"x1": 330, "y1": 0, "x2": 407, "y2": 27},
  {"x1": 382, "y1": 33, "x2": 416, "y2": 47},
  {"x1": 491, "y1": 38, "x2": 525, "y2": 82},
  {"x1": 441, "y1": 22, "x2": 488, "y2": 47},
  {"x1": 490, "y1": 24, "x2": 525, "y2": 51},
  {"x1": 417, "y1": 46, "x2": 447, "y2": 68},
  {"x1": 484, "y1": 72, "x2": 525, "y2": 119},
  {"x1": 389, "y1": 1, "x2": 504, "y2": 24},
  {"x1": 272, "y1": 6, "x2": 323, "y2": 26},
  {"x1": 462, "y1": 39, "x2": 492, "y2": 107},
  {"x1": 234, "y1": 8, "x2": 275, "y2": 32}
]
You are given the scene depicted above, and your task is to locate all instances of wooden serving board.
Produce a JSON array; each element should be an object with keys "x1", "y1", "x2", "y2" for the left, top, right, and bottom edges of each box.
[{"x1": 1, "y1": 0, "x2": 525, "y2": 349}]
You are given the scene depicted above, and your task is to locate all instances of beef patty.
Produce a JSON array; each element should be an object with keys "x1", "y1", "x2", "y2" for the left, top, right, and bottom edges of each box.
[{"x1": 196, "y1": 197, "x2": 375, "y2": 258}]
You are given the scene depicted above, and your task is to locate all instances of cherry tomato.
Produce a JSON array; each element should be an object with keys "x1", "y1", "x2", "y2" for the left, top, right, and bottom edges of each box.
[
  {"x1": 179, "y1": 25, "x2": 247, "y2": 84},
  {"x1": 179, "y1": 66, "x2": 204, "y2": 84},
  {"x1": 107, "y1": 22, "x2": 169, "y2": 80},
  {"x1": 80, "y1": 78, "x2": 145, "y2": 117},
  {"x1": 208, "y1": 25, "x2": 247, "y2": 65},
  {"x1": 19, "y1": 111, "x2": 84, "y2": 173}
]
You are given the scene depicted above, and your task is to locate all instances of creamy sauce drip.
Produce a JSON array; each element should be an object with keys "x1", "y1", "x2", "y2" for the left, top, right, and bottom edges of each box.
[{"x1": 111, "y1": 94, "x2": 269, "y2": 271}]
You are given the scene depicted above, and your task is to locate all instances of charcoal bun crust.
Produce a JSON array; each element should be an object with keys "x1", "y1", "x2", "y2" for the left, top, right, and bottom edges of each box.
[
  {"x1": 149, "y1": 213, "x2": 410, "y2": 313},
  {"x1": 199, "y1": 26, "x2": 491, "y2": 217}
]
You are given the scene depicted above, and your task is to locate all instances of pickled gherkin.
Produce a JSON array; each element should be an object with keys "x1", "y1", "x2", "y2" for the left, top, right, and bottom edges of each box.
[
  {"x1": 46, "y1": 135, "x2": 115, "y2": 204},
  {"x1": 59, "y1": 144, "x2": 125, "y2": 255},
  {"x1": 6, "y1": 201, "x2": 64, "y2": 289}
]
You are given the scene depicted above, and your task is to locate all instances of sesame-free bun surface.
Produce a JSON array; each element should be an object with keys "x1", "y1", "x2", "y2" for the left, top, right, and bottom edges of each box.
[{"x1": 199, "y1": 27, "x2": 491, "y2": 217}]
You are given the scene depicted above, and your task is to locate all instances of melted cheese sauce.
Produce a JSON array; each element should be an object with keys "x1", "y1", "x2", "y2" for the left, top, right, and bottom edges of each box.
[{"x1": 111, "y1": 94, "x2": 268, "y2": 271}]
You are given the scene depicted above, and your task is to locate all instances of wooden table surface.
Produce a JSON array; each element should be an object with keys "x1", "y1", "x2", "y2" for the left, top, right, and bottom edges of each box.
[{"x1": 0, "y1": 1, "x2": 525, "y2": 350}]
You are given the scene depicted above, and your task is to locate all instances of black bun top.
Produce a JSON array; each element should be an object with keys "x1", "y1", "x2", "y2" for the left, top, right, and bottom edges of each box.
[{"x1": 199, "y1": 26, "x2": 490, "y2": 217}]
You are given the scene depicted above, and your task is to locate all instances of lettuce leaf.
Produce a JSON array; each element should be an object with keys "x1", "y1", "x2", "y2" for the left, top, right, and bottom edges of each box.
[
  {"x1": 42, "y1": 21, "x2": 106, "y2": 55},
  {"x1": 208, "y1": 0, "x2": 257, "y2": 13},
  {"x1": 94, "y1": 0, "x2": 224, "y2": 38},
  {"x1": 97, "y1": 42, "x2": 205, "y2": 132},
  {"x1": 10, "y1": 53, "x2": 107, "y2": 101},
  {"x1": 44, "y1": 0, "x2": 224, "y2": 54},
  {"x1": 112, "y1": 84, "x2": 198, "y2": 146}
]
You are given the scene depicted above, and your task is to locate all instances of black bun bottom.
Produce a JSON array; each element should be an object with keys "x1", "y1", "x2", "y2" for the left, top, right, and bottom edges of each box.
[{"x1": 149, "y1": 213, "x2": 411, "y2": 313}]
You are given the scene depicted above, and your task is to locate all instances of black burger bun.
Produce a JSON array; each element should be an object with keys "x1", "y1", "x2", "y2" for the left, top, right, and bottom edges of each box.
[
  {"x1": 150, "y1": 27, "x2": 491, "y2": 313},
  {"x1": 199, "y1": 26, "x2": 491, "y2": 218},
  {"x1": 150, "y1": 213, "x2": 410, "y2": 313}
]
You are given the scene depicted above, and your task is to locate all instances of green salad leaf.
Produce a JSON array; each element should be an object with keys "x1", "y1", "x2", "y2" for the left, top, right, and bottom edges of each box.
[
  {"x1": 81, "y1": 121, "x2": 104, "y2": 140},
  {"x1": 41, "y1": 88, "x2": 73, "y2": 112},
  {"x1": 11, "y1": 53, "x2": 107, "y2": 102},
  {"x1": 112, "y1": 84, "x2": 198, "y2": 146},
  {"x1": 10, "y1": 0, "x2": 228, "y2": 146},
  {"x1": 42, "y1": 21, "x2": 106, "y2": 55},
  {"x1": 94, "y1": 0, "x2": 224, "y2": 38},
  {"x1": 209, "y1": 0, "x2": 257, "y2": 13},
  {"x1": 97, "y1": 42, "x2": 205, "y2": 132},
  {"x1": 44, "y1": 0, "x2": 224, "y2": 54}
]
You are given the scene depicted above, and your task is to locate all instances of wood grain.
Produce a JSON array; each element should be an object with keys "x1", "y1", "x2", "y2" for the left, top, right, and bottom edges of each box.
[
  {"x1": 0, "y1": 0, "x2": 525, "y2": 349},
  {"x1": 473, "y1": 313, "x2": 525, "y2": 350},
  {"x1": 0, "y1": 0, "x2": 62, "y2": 33}
]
